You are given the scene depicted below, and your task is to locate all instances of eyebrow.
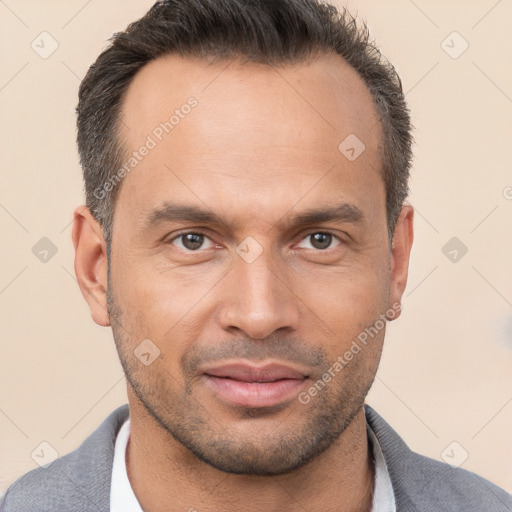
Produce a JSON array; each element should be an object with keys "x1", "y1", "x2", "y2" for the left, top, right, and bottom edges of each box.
[{"x1": 143, "y1": 200, "x2": 364, "y2": 232}]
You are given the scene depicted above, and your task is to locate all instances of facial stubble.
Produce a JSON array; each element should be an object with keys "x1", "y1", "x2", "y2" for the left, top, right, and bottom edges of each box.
[{"x1": 106, "y1": 280, "x2": 383, "y2": 476}]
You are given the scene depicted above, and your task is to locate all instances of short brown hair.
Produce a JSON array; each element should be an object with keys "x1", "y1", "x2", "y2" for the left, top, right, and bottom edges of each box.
[{"x1": 76, "y1": 0, "x2": 413, "y2": 246}]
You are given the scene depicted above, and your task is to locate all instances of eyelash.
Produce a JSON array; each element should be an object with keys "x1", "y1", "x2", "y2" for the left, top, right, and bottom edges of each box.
[{"x1": 166, "y1": 230, "x2": 344, "y2": 252}]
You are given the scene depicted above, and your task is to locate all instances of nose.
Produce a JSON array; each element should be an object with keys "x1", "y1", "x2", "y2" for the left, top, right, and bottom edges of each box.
[{"x1": 217, "y1": 249, "x2": 301, "y2": 340}]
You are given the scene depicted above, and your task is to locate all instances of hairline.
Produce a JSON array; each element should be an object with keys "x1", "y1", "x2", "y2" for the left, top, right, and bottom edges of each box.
[{"x1": 104, "y1": 51, "x2": 395, "y2": 250}]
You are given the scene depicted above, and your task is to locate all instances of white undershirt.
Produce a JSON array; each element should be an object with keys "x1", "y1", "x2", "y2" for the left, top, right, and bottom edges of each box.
[
  {"x1": 367, "y1": 421, "x2": 397, "y2": 511},
  {"x1": 110, "y1": 419, "x2": 142, "y2": 511},
  {"x1": 110, "y1": 418, "x2": 396, "y2": 511}
]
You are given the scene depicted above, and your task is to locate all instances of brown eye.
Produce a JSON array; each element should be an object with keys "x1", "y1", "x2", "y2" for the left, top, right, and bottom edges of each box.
[
  {"x1": 310, "y1": 233, "x2": 331, "y2": 250},
  {"x1": 170, "y1": 232, "x2": 214, "y2": 251},
  {"x1": 296, "y1": 232, "x2": 341, "y2": 251}
]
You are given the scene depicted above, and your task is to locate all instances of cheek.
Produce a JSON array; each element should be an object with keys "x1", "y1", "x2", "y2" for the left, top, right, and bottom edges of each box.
[
  {"x1": 112, "y1": 259, "x2": 221, "y2": 348},
  {"x1": 292, "y1": 260, "x2": 390, "y2": 356},
  {"x1": 297, "y1": 260, "x2": 389, "y2": 316}
]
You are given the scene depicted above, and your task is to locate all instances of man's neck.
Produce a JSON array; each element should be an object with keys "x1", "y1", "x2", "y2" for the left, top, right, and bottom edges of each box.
[{"x1": 125, "y1": 401, "x2": 374, "y2": 512}]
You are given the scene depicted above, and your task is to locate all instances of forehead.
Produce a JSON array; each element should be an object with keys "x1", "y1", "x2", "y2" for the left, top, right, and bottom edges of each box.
[
  {"x1": 114, "y1": 52, "x2": 384, "y2": 231},
  {"x1": 120, "y1": 52, "x2": 380, "y2": 148}
]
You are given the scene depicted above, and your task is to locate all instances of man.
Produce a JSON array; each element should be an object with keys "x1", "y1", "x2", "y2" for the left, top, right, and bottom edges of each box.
[{"x1": 1, "y1": 0, "x2": 510, "y2": 510}]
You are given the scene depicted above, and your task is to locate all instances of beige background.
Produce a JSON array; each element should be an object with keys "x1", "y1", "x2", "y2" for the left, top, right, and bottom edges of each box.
[{"x1": 1, "y1": 0, "x2": 511, "y2": 496}]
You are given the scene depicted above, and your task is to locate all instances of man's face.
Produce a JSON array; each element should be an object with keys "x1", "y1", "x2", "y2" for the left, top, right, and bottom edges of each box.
[{"x1": 105, "y1": 53, "x2": 403, "y2": 475}]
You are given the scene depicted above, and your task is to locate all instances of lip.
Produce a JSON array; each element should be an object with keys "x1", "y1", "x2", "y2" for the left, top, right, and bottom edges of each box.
[{"x1": 202, "y1": 362, "x2": 309, "y2": 408}]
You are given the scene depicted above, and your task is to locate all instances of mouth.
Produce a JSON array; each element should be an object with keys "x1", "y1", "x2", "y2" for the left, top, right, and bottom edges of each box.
[{"x1": 201, "y1": 362, "x2": 309, "y2": 408}]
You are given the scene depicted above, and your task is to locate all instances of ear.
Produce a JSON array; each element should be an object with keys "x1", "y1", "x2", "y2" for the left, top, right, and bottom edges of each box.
[
  {"x1": 71, "y1": 206, "x2": 110, "y2": 327},
  {"x1": 388, "y1": 203, "x2": 414, "y2": 320}
]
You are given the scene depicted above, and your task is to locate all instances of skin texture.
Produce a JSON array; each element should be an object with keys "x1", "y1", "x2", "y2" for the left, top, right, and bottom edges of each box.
[{"x1": 72, "y1": 52, "x2": 414, "y2": 511}]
